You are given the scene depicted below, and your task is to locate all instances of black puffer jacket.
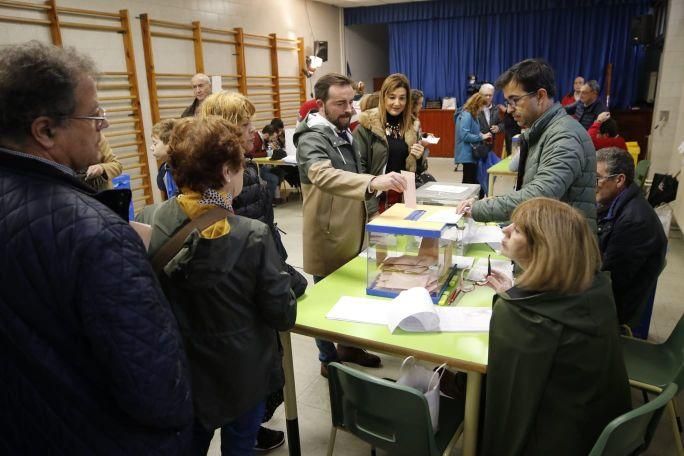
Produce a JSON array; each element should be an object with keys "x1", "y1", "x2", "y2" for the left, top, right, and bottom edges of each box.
[
  {"x1": 0, "y1": 148, "x2": 193, "y2": 454},
  {"x1": 598, "y1": 183, "x2": 667, "y2": 327},
  {"x1": 233, "y1": 162, "x2": 273, "y2": 225}
]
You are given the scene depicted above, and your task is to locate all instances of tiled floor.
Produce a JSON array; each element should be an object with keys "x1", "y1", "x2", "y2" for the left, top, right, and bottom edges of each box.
[{"x1": 209, "y1": 157, "x2": 683, "y2": 455}]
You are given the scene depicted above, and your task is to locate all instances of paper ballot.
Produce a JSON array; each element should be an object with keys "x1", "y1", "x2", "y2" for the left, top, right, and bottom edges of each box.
[
  {"x1": 326, "y1": 288, "x2": 492, "y2": 333},
  {"x1": 422, "y1": 135, "x2": 440, "y2": 144},
  {"x1": 401, "y1": 171, "x2": 417, "y2": 208}
]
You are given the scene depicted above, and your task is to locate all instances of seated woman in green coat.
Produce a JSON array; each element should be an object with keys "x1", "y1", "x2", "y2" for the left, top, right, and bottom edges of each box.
[
  {"x1": 147, "y1": 116, "x2": 296, "y2": 455},
  {"x1": 483, "y1": 197, "x2": 630, "y2": 456}
]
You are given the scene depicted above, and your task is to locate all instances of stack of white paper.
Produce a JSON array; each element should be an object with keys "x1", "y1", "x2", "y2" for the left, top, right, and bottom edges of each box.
[{"x1": 326, "y1": 288, "x2": 492, "y2": 333}]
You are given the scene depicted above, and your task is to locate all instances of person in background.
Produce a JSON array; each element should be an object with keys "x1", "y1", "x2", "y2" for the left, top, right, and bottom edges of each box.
[
  {"x1": 565, "y1": 79, "x2": 607, "y2": 130},
  {"x1": 352, "y1": 80, "x2": 365, "y2": 101},
  {"x1": 297, "y1": 99, "x2": 319, "y2": 125},
  {"x1": 181, "y1": 73, "x2": 212, "y2": 117},
  {"x1": 359, "y1": 91, "x2": 380, "y2": 112},
  {"x1": 295, "y1": 72, "x2": 406, "y2": 378},
  {"x1": 77, "y1": 134, "x2": 123, "y2": 191},
  {"x1": 455, "y1": 92, "x2": 490, "y2": 184},
  {"x1": 270, "y1": 117, "x2": 285, "y2": 149},
  {"x1": 149, "y1": 116, "x2": 296, "y2": 455},
  {"x1": 596, "y1": 147, "x2": 667, "y2": 329},
  {"x1": 483, "y1": 197, "x2": 631, "y2": 455},
  {"x1": 0, "y1": 40, "x2": 193, "y2": 454},
  {"x1": 477, "y1": 83, "x2": 504, "y2": 156},
  {"x1": 354, "y1": 73, "x2": 425, "y2": 213},
  {"x1": 588, "y1": 111, "x2": 627, "y2": 151},
  {"x1": 151, "y1": 118, "x2": 180, "y2": 198},
  {"x1": 248, "y1": 124, "x2": 275, "y2": 158},
  {"x1": 458, "y1": 59, "x2": 597, "y2": 231},
  {"x1": 501, "y1": 101, "x2": 522, "y2": 157},
  {"x1": 561, "y1": 75, "x2": 585, "y2": 106}
]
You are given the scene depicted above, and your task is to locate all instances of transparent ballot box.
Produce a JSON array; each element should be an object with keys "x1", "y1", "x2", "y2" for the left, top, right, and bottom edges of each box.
[{"x1": 365, "y1": 204, "x2": 457, "y2": 303}]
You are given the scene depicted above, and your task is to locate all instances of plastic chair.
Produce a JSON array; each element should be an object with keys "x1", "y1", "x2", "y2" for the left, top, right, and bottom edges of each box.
[
  {"x1": 326, "y1": 362, "x2": 464, "y2": 456},
  {"x1": 635, "y1": 159, "x2": 651, "y2": 190},
  {"x1": 588, "y1": 383, "x2": 678, "y2": 455},
  {"x1": 621, "y1": 314, "x2": 684, "y2": 453}
]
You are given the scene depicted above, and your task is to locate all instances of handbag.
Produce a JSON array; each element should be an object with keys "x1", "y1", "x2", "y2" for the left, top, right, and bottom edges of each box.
[
  {"x1": 648, "y1": 172, "x2": 679, "y2": 207},
  {"x1": 396, "y1": 356, "x2": 447, "y2": 432},
  {"x1": 472, "y1": 142, "x2": 489, "y2": 160},
  {"x1": 151, "y1": 207, "x2": 231, "y2": 276}
]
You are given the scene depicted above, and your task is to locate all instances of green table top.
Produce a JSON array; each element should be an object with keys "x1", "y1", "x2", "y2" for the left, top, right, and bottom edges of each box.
[
  {"x1": 294, "y1": 244, "x2": 504, "y2": 373},
  {"x1": 487, "y1": 156, "x2": 516, "y2": 175}
]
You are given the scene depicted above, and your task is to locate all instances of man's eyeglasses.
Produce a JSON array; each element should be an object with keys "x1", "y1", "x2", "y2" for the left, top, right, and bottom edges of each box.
[
  {"x1": 596, "y1": 173, "x2": 619, "y2": 185},
  {"x1": 505, "y1": 91, "x2": 537, "y2": 107},
  {"x1": 69, "y1": 107, "x2": 108, "y2": 130}
]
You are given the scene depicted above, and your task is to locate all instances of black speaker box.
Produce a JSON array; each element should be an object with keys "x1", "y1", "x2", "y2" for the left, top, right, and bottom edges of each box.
[
  {"x1": 314, "y1": 41, "x2": 328, "y2": 62},
  {"x1": 631, "y1": 15, "x2": 654, "y2": 45}
]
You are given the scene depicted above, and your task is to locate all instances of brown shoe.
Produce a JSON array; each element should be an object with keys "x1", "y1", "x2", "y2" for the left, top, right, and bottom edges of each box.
[
  {"x1": 320, "y1": 361, "x2": 342, "y2": 378},
  {"x1": 336, "y1": 345, "x2": 381, "y2": 368}
]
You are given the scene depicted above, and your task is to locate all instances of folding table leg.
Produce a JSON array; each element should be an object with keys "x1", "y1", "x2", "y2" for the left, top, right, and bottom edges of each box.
[{"x1": 280, "y1": 331, "x2": 301, "y2": 456}]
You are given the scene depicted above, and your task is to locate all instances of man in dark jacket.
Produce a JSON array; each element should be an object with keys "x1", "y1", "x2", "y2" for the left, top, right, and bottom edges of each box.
[
  {"x1": 477, "y1": 83, "x2": 504, "y2": 154},
  {"x1": 596, "y1": 147, "x2": 667, "y2": 328},
  {"x1": 181, "y1": 73, "x2": 212, "y2": 117},
  {"x1": 0, "y1": 41, "x2": 193, "y2": 454},
  {"x1": 565, "y1": 79, "x2": 608, "y2": 130}
]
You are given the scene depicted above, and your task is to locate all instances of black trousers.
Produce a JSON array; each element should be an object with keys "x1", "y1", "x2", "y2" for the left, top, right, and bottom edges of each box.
[{"x1": 461, "y1": 162, "x2": 478, "y2": 184}]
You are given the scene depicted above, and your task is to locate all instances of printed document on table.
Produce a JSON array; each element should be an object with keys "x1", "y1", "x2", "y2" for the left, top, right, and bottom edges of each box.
[
  {"x1": 466, "y1": 258, "x2": 514, "y2": 282},
  {"x1": 386, "y1": 287, "x2": 439, "y2": 333},
  {"x1": 435, "y1": 307, "x2": 492, "y2": 332},
  {"x1": 326, "y1": 296, "x2": 390, "y2": 325}
]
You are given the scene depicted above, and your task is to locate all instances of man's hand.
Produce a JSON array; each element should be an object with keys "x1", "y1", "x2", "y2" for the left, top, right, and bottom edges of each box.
[
  {"x1": 370, "y1": 172, "x2": 407, "y2": 193},
  {"x1": 486, "y1": 269, "x2": 513, "y2": 294},
  {"x1": 86, "y1": 164, "x2": 105, "y2": 179},
  {"x1": 410, "y1": 142, "x2": 425, "y2": 158},
  {"x1": 481, "y1": 132, "x2": 493, "y2": 141},
  {"x1": 490, "y1": 125, "x2": 500, "y2": 134},
  {"x1": 456, "y1": 197, "x2": 476, "y2": 216},
  {"x1": 597, "y1": 111, "x2": 611, "y2": 123}
]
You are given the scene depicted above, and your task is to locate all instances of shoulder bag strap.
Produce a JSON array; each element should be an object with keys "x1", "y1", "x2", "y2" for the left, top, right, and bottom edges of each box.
[{"x1": 151, "y1": 206, "x2": 231, "y2": 276}]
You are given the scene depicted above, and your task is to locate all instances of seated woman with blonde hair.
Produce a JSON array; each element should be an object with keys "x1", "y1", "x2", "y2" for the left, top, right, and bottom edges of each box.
[
  {"x1": 147, "y1": 116, "x2": 296, "y2": 455},
  {"x1": 483, "y1": 197, "x2": 630, "y2": 456}
]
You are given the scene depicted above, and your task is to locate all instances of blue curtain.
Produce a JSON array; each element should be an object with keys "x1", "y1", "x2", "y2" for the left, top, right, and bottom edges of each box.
[{"x1": 346, "y1": 0, "x2": 648, "y2": 109}]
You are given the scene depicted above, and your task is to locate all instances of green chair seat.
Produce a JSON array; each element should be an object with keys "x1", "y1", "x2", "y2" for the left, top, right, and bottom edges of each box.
[
  {"x1": 588, "y1": 383, "x2": 677, "y2": 456},
  {"x1": 326, "y1": 362, "x2": 464, "y2": 456},
  {"x1": 621, "y1": 336, "x2": 682, "y2": 390}
]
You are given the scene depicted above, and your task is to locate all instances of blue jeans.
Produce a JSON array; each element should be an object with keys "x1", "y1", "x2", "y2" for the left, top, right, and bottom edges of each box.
[
  {"x1": 313, "y1": 275, "x2": 338, "y2": 363},
  {"x1": 192, "y1": 401, "x2": 266, "y2": 455}
]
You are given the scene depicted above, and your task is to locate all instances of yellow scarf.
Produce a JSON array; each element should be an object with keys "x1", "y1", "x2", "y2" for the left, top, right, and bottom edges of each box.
[{"x1": 176, "y1": 189, "x2": 231, "y2": 239}]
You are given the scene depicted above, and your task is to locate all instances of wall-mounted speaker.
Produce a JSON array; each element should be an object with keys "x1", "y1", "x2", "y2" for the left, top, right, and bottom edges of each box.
[
  {"x1": 630, "y1": 15, "x2": 654, "y2": 45},
  {"x1": 314, "y1": 41, "x2": 328, "y2": 62}
]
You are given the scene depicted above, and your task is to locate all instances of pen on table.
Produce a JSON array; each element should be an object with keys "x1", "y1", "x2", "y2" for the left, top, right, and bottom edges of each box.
[{"x1": 487, "y1": 254, "x2": 491, "y2": 277}]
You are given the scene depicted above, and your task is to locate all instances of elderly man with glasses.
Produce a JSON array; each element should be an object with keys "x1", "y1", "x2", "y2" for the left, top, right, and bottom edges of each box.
[
  {"x1": 596, "y1": 147, "x2": 667, "y2": 330},
  {"x1": 458, "y1": 58, "x2": 597, "y2": 231},
  {"x1": 0, "y1": 41, "x2": 193, "y2": 453}
]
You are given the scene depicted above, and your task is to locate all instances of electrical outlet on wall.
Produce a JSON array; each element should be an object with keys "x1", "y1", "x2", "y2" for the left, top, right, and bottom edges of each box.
[{"x1": 659, "y1": 110, "x2": 669, "y2": 122}]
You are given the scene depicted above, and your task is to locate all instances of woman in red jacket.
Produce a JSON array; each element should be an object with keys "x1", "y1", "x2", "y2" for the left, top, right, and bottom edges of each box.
[{"x1": 588, "y1": 111, "x2": 627, "y2": 151}]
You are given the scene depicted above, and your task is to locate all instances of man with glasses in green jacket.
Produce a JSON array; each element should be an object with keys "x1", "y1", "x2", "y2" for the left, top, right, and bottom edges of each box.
[{"x1": 458, "y1": 59, "x2": 597, "y2": 231}]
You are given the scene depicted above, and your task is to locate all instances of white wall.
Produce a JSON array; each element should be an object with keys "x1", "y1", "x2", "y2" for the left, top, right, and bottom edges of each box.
[
  {"x1": 649, "y1": 0, "x2": 684, "y2": 226},
  {"x1": 0, "y1": 0, "x2": 342, "y2": 203},
  {"x1": 344, "y1": 24, "x2": 389, "y2": 92}
]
